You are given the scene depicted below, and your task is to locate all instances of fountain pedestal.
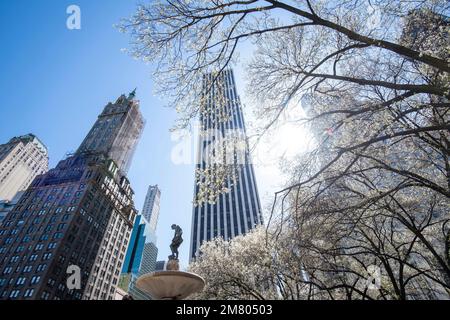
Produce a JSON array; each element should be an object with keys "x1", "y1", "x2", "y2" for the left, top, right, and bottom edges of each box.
[{"x1": 135, "y1": 259, "x2": 205, "y2": 300}]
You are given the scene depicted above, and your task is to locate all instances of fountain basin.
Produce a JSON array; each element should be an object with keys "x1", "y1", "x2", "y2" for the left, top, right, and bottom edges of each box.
[{"x1": 135, "y1": 271, "x2": 205, "y2": 300}]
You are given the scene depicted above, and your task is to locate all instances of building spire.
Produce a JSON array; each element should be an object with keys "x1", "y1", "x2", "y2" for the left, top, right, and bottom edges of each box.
[{"x1": 128, "y1": 88, "x2": 137, "y2": 100}]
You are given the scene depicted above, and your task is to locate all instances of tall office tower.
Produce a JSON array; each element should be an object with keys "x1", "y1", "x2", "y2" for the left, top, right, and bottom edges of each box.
[
  {"x1": 122, "y1": 238, "x2": 158, "y2": 300},
  {"x1": 77, "y1": 89, "x2": 143, "y2": 174},
  {"x1": 138, "y1": 242, "x2": 158, "y2": 276},
  {"x1": 121, "y1": 185, "x2": 161, "y2": 300},
  {"x1": 141, "y1": 185, "x2": 160, "y2": 236},
  {"x1": 0, "y1": 91, "x2": 144, "y2": 300},
  {"x1": 139, "y1": 185, "x2": 161, "y2": 275},
  {"x1": 122, "y1": 215, "x2": 148, "y2": 276},
  {"x1": 120, "y1": 214, "x2": 153, "y2": 300},
  {"x1": 190, "y1": 69, "x2": 263, "y2": 260},
  {"x1": 0, "y1": 134, "x2": 49, "y2": 201},
  {"x1": 123, "y1": 186, "x2": 161, "y2": 273}
]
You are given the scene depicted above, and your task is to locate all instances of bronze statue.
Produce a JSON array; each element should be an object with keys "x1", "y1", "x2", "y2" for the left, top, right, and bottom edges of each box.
[{"x1": 169, "y1": 224, "x2": 183, "y2": 260}]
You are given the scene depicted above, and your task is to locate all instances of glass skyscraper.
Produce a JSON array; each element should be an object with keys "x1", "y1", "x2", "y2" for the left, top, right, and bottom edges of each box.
[
  {"x1": 138, "y1": 185, "x2": 160, "y2": 275},
  {"x1": 121, "y1": 215, "x2": 147, "y2": 276},
  {"x1": 121, "y1": 185, "x2": 161, "y2": 300},
  {"x1": 190, "y1": 69, "x2": 263, "y2": 260}
]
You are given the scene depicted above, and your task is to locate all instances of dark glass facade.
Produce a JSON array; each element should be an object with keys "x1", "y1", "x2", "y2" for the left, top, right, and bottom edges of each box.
[
  {"x1": 190, "y1": 69, "x2": 263, "y2": 260},
  {"x1": 122, "y1": 215, "x2": 146, "y2": 276}
]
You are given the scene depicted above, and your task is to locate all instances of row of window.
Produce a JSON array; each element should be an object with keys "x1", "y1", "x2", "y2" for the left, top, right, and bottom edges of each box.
[
  {"x1": 2, "y1": 206, "x2": 77, "y2": 228},
  {"x1": 0, "y1": 240, "x2": 58, "y2": 255},
  {"x1": 2, "y1": 222, "x2": 67, "y2": 237},
  {"x1": 3, "y1": 288, "x2": 34, "y2": 299},
  {"x1": 21, "y1": 184, "x2": 86, "y2": 203},
  {"x1": 1, "y1": 288, "x2": 82, "y2": 300},
  {"x1": 2, "y1": 241, "x2": 57, "y2": 257},
  {"x1": 0, "y1": 274, "x2": 41, "y2": 287},
  {"x1": 2, "y1": 254, "x2": 51, "y2": 275},
  {"x1": 2, "y1": 229, "x2": 65, "y2": 246}
]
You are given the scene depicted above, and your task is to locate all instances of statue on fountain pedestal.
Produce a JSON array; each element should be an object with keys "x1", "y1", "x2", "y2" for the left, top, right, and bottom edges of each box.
[
  {"x1": 135, "y1": 223, "x2": 205, "y2": 299},
  {"x1": 169, "y1": 224, "x2": 183, "y2": 260}
]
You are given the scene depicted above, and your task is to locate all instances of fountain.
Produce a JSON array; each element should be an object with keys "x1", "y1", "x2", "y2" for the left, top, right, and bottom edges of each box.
[{"x1": 134, "y1": 224, "x2": 205, "y2": 300}]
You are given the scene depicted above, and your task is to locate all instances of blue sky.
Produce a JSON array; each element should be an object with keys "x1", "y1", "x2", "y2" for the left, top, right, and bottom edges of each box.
[
  {"x1": 0, "y1": 1, "x2": 312, "y2": 268},
  {"x1": 0, "y1": 0, "x2": 197, "y2": 266}
]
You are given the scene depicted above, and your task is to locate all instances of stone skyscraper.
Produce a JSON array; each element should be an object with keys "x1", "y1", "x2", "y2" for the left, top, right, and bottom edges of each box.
[
  {"x1": 77, "y1": 89, "x2": 142, "y2": 174},
  {"x1": 0, "y1": 91, "x2": 144, "y2": 300},
  {"x1": 190, "y1": 69, "x2": 263, "y2": 260},
  {"x1": 0, "y1": 134, "x2": 48, "y2": 201}
]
